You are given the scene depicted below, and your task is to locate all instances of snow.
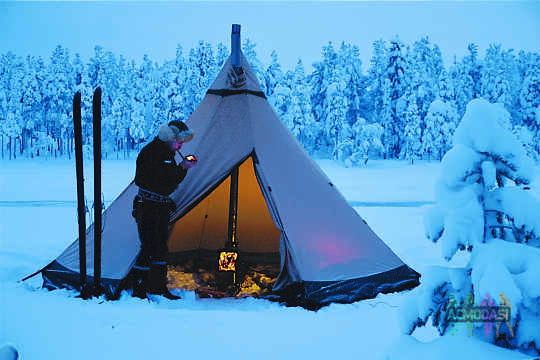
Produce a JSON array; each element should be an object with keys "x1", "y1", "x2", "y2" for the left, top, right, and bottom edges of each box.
[
  {"x1": 518, "y1": 307, "x2": 540, "y2": 354},
  {"x1": 454, "y1": 99, "x2": 536, "y2": 184},
  {"x1": 1, "y1": 159, "x2": 538, "y2": 359},
  {"x1": 490, "y1": 186, "x2": 540, "y2": 241},
  {"x1": 0, "y1": 159, "x2": 136, "y2": 203},
  {"x1": 470, "y1": 240, "x2": 540, "y2": 306},
  {"x1": 438, "y1": 144, "x2": 483, "y2": 188},
  {"x1": 0, "y1": 345, "x2": 18, "y2": 360},
  {"x1": 407, "y1": 99, "x2": 540, "y2": 355},
  {"x1": 387, "y1": 334, "x2": 529, "y2": 360},
  {"x1": 423, "y1": 204, "x2": 445, "y2": 242},
  {"x1": 317, "y1": 159, "x2": 440, "y2": 203},
  {"x1": 429, "y1": 100, "x2": 539, "y2": 261}
]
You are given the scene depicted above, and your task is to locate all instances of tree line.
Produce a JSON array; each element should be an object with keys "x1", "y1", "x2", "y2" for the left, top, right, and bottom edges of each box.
[{"x1": 0, "y1": 37, "x2": 538, "y2": 163}]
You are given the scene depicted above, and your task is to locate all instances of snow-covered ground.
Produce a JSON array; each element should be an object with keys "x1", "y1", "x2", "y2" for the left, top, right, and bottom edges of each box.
[{"x1": 0, "y1": 159, "x2": 537, "y2": 360}]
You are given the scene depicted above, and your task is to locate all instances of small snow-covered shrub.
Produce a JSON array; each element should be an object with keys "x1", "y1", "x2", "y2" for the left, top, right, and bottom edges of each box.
[
  {"x1": 341, "y1": 118, "x2": 383, "y2": 166},
  {"x1": 403, "y1": 99, "x2": 540, "y2": 355}
]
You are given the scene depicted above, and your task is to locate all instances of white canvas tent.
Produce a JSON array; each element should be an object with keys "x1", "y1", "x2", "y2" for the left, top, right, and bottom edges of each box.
[{"x1": 36, "y1": 49, "x2": 419, "y2": 307}]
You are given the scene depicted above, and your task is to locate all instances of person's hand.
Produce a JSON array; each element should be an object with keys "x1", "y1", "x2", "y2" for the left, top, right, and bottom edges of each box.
[{"x1": 180, "y1": 155, "x2": 198, "y2": 170}]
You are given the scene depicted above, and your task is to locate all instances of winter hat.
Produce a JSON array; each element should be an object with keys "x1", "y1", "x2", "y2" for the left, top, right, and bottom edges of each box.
[{"x1": 158, "y1": 120, "x2": 194, "y2": 143}]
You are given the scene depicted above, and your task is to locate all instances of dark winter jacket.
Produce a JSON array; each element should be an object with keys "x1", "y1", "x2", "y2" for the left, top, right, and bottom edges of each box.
[{"x1": 134, "y1": 137, "x2": 188, "y2": 196}]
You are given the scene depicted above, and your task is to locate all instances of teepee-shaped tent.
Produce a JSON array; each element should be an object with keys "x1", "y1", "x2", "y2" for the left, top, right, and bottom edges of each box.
[{"x1": 34, "y1": 27, "x2": 419, "y2": 307}]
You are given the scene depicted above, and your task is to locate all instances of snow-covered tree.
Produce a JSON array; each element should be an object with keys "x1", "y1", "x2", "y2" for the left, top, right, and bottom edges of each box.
[
  {"x1": 151, "y1": 71, "x2": 170, "y2": 144},
  {"x1": 20, "y1": 56, "x2": 44, "y2": 156},
  {"x1": 307, "y1": 41, "x2": 356, "y2": 157},
  {"x1": 400, "y1": 91, "x2": 422, "y2": 163},
  {"x1": 437, "y1": 70, "x2": 455, "y2": 104},
  {"x1": 44, "y1": 45, "x2": 75, "y2": 155},
  {"x1": 408, "y1": 37, "x2": 442, "y2": 120},
  {"x1": 480, "y1": 45, "x2": 517, "y2": 115},
  {"x1": 288, "y1": 60, "x2": 317, "y2": 152},
  {"x1": 519, "y1": 56, "x2": 540, "y2": 155},
  {"x1": 215, "y1": 42, "x2": 229, "y2": 69},
  {"x1": 167, "y1": 45, "x2": 187, "y2": 125},
  {"x1": 513, "y1": 125, "x2": 538, "y2": 161},
  {"x1": 334, "y1": 121, "x2": 355, "y2": 165},
  {"x1": 129, "y1": 100, "x2": 146, "y2": 147},
  {"x1": 382, "y1": 37, "x2": 408, "y2": 158},
  {"x1": 31, "y1": 131, "x2": 55, "y2": 159},
  {"x1": 326, "y1": 80, "x2": 348, "y2": 159},
  {"x1": 367, "y1": 39, "x2": 388, "y2": 124},
  {"x1": 0, "y1": 86, "x2": 7, "y2": 158},
  {"x1": 422, "y1": 99, "x2": 459, "y2": 160},
  {"x1": 449, "y1": 57, "x2": 475, "y2": 118},
  {"x1": 462, "y1": 43, "x2": 483, "y2": 99},
  {"x1": 404, "y1": 99, "x2": 540, "y2": 355},
  {"x1": 271, "y1": 79, "x2": 292, "y2": 129},
  {"x1": 338, "y1": 42, "x2": 369, "y2": 126},
  {"x1": 183, "y1": 42, "x2": 215, "y2": 116},
  {"x1": 102, "y1": 55, "x2": 132, "y2": 157},
  {"x1": 308, "y1": 42, "x2": 340, "y2": 155},
  {"x1": 129, "y1": 55, "x2": 155, "y2": 147},
  {"x1": 87, "y1": 46, "x2": 109, "y2": 93},
  {"x1": 265, "y1": 50, "x2": 284, "y2": 99},
  {"x1": 1, "y1": 53, "x2": 25, "y2": 159},
  {"x1": 345, "y1": 117, "x2": 384, "y2": 166},
  {"x1": 242, "y1": 38, "x2": 267, "y2": 94}
]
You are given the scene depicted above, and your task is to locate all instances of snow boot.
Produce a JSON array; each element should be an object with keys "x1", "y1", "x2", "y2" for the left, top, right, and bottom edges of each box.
[
  {"x1": 148, "y1": 262, "x2": 181, "y2": 300},
  {"x1": 131, "y1": 266, "x2": 150, "y2": 299}
]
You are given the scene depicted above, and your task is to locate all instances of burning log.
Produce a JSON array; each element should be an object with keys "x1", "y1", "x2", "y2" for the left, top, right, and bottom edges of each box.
[{"x1": 166, "y1": 263, "x2": 279, "y2": 298}]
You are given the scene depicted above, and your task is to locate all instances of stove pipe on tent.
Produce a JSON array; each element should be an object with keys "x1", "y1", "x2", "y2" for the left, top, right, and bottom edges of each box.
[
  {"x1": 231, "y1": 24, "x2": 242, "y2": 70},
  {"x1": 229, "y1": 24, "x2": 246, "y2": 89}
]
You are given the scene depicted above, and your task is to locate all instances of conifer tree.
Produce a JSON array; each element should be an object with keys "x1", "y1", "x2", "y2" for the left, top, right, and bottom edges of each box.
[
  {"x1": 382, "y1": 37, "x2": 408, "y2": 158},
  {"x1": 400, "y1": 91, "x2": 422, "y2": 163}
]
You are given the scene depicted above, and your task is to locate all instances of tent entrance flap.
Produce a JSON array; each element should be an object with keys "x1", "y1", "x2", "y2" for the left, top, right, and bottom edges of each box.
[{"x1": 166, "y1": 156, "x2": 282, "y2": 295}]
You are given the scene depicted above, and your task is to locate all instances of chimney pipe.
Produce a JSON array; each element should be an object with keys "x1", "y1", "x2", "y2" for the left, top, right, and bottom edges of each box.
[{"x1": 231, "y1": 24, "x2": 241, "y2": 69}]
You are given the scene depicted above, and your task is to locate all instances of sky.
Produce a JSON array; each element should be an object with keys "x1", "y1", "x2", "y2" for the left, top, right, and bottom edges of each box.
[{"x1": 1, "y1": 1, "x2": 539, "y2": 72}]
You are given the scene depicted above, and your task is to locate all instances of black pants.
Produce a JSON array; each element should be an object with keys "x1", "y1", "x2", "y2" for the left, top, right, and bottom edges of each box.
[{"x1": 134, "y1": 198, "x2": 170, "y2": 291}]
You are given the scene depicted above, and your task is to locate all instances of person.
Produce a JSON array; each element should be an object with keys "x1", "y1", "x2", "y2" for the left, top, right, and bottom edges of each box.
[{"x1": 131, "y1": 120, "x2": 197, "y2": 300}]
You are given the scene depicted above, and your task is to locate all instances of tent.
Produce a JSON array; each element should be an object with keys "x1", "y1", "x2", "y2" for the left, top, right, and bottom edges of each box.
[{"x1": 34, "y1": 49, "x2": 419, "y2": 307}]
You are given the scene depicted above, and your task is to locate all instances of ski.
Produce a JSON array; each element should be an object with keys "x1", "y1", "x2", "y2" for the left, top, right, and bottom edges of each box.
[
  {"x1": 92, "y1": 87, "x2": 104, "y2": 296},
  {"x1": 73, "y1": 91, "x2": 88, "y2": 295}
]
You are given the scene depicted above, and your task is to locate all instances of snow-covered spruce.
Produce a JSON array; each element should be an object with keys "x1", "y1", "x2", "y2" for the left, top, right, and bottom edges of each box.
[
  {"x1": 421, "y1": 99, "x2": 459, "y2": 161},
  {"x1": 339, "y1": 117, "x2": 383, "y2": 167},
  {"x1": 403, "y1": 99, "x2": 540, "y2": 355}
]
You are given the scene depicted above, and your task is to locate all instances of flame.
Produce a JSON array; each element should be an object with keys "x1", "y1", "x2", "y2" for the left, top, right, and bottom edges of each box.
[{"x1": 218, "y1": 252, "x2": 238, "y2": 272}]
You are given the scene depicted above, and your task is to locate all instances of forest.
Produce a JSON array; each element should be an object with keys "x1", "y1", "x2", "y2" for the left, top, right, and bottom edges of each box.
[{"x1": 0, "y1": 37, "x2": 538, "y2": 164}]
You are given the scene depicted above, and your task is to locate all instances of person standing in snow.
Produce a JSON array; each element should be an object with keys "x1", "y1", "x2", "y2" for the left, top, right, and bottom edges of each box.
[{"x1": 131, "y1": 120, "x2": 197, "y2": 300}]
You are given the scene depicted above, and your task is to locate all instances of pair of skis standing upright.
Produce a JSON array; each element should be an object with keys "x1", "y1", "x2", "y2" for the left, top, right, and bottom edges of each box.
[{"x1": 73, "y1": 88, "x2": 106, "y2": 298}]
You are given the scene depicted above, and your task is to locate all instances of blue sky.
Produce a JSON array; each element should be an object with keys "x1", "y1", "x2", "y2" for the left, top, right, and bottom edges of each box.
[{"x1": 1, "y1": 1, "x2": 538, "y2": 71}]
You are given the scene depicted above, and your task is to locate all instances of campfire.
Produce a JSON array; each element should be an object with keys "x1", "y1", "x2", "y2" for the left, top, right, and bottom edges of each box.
[{"x1": 167, "y1": 262, "x2": 279, "y2": 298}]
